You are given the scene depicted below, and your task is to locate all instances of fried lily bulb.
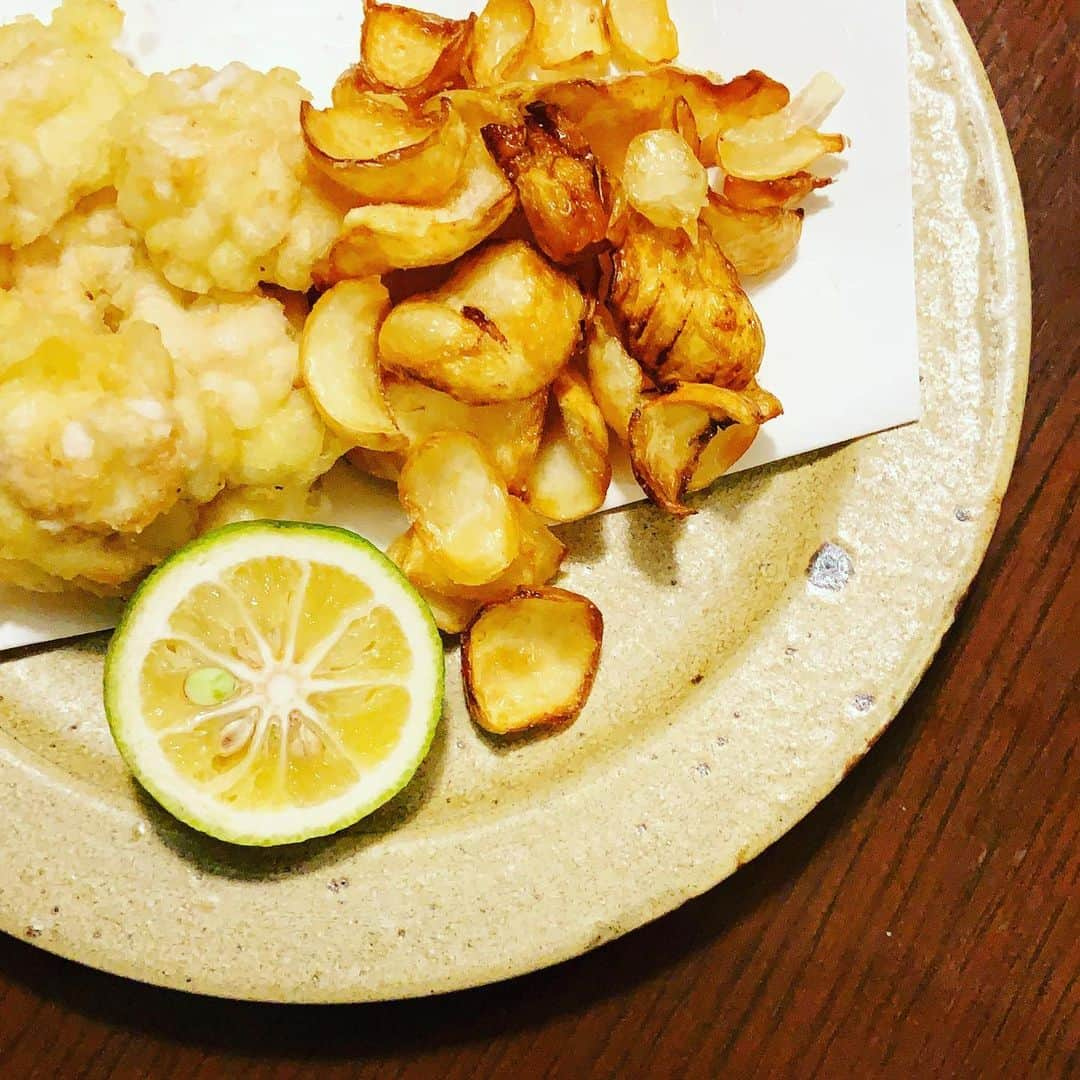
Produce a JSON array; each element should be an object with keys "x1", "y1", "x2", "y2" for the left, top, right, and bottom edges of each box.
[
  {"x1": 0, "y1": 0, "x2": 145, "y2": 248},
  {"x1": 114, "y1": 63, "x2": 350, "y2": 295}
]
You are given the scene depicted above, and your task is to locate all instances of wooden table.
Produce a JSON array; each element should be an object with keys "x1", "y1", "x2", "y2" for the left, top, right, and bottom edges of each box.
[{"x1": 1, "y1": 3, "x2": 1075, "y2": 1076}]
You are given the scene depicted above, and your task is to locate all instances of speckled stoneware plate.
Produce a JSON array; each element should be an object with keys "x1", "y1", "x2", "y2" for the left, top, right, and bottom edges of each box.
[{"x1": 0, "y1": 0, "x2": 1029, "y2": 1003}]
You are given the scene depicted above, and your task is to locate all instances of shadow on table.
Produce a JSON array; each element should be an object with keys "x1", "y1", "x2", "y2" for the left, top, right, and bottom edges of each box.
[{"x1": 0, "y1": 601, "x2": 959, "y2": 1066}]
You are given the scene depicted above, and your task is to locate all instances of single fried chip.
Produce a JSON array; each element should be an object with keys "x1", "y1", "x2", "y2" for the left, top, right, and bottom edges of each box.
[
  {"x1": 525, "y1": 369, "x2": 612, "y2": 522},
  {"x1": 317, "y1": 136, "x2": 516, "y2": 281},
  {"x1": 467, "y1": 0, "x2": 534, "y2": 86},
  {"x1": 378, "y1": 240, "x2": 585, "y2": 404},
  {"x1": 623, "y1": 128, "x2": 707, "y2": 237},
  {"x1": 686, "y1": 382, "x2": 783, "y2": 493},
  {"x1": 701, "y1": 193, "x2": 804, "y2": 277},
  {"x1": 387, "y1": 532, "x2": 481, "y2": 633},
  {"x1": 302, "y1": 96, "x2": 469, "y2": 205},
  {"x1": 628, "y1": 383, "x2": 765, "y2": 516},
  {"x1": 584, "y1": 307, "x2": 650, "y2": 443},
  {"x1": 390, "y1": 499, "x2": 565, "y2": 604},
  {"x1": 386, "y1": 374, "x2": 546, "y2": 493},
  {"x1": 528, "y1": 0, "x2": 610, "y2": 71},
  {"x1": 301, "y1": 279, "x2": 404, "y2": 452},
  {"x1": 462, "y1": 587, "x2": 604, "y2": 736},
  {"x1": 606, "y1": 0, "x2": 679, "y2": 66},
  {"x1": 722, "y1": 171, "x2": 832, "y2": 210},
  {"x1": 357, "y1": 0, "x2": 473, "y2": 99},
  {"x1": 483, "y1": 101, "x2": 609, "y2": 264},
  {"x1": 610, "y1": 214, "x2": 765, "y2": 388},
  {"x1": 398, "y1": 431, "x2": 521, "y2": 585},
  {"x1": 718, "y1": 72, "x2": 846, "y2": 180}
]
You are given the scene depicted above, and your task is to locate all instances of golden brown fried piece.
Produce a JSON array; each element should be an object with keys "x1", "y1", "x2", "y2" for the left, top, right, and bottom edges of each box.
[
  {"x1": 700, "y1": 193, "x2": 804, "y2": 278},
  {"x1": 346, "y1": 0, "x2": 474, "y2": 102},
  {"x1": 540, "y1": 68, "x2": 790, "y2": 176},
  {"x1": 627, "y1": 383, "x2": 780, "y2": 517},
  {"x1": 482, "y1": 102, "x2": 609, "y2": 264},
  {"x1": 722, "y1": 171, "x2": 832, "y2": 210},
  {"x1": 466, "y1": 0, "x2": 534, "y2": 87},
  {"x1": 609, "y1": 215, "x2": 765, "y2": 389},
  {"x1": 301, "y1": 96, "x2": 469, "y2": 206},
  {"x1": 461, "y1": 586, "x2": 604, "y2": 737},
  {"x1": 378, "y1": 239, "x2": 586, "y2": 404},
  {"x1": 524, "y1": 369, "x2": 611, "y2": 522}
]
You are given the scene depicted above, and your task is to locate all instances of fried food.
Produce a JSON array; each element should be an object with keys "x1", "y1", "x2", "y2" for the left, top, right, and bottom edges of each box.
[
  {"x1": 114, "y1": 63, "x2": 347, "y2": 294},
  {"x1": 467, "y1": 0, "x2": 534, "y2": 87},
  {"x1": 398, "y1": 432, "x2": 521, "y2": 586},
  {"x1": 378, "y1": 240, "x2": 585, "y2": 404},
  {"x1": 0, "y1": 0, "x2": 144, "y2": 249},
  {"x1": 623, "y1": 129, "x2": 708, "y2": 237},
  {"x1": 302, "y1": 96, "x2": 469, "y2": 206},
  {"x1": 524, "y1": 370, "x2": 612, "y2": 522},
  {"x1": 301, "y1": 279, "x2": 404, "y2": 451},
  {"x1": 318, "y1": 134, "x2": 515, "y2": 280},
  {"x1": 609, "y1": 214, "x2": 765, "y2": 388},
  {"x1": 0, "y1": 0, "x2": 846, "y2": 748},
  {"x1": 2, "y1": 197, "x2": 346, "y2": 591},
  {"x1": 539, "y1": 68, "x2": 790, "y2": 176},
  {"x1": 700, "y1": 193, "x2": 804, "y2": 278},
  {"x1": 461, "y1": 587, "x2": 604, "y2": 736},
  {"x1": 721, "y1": 171, "x2": 832, "y2": 210},
  {"x1": 390, "y1": 499, "x2": 564, "y2": 605},
  {"x1": 0, "y1": 291, "x2": 203, "y2": 593},
  {"x1": 606, "y1": 0, "x2": 679, "y2": 67},
  {"x1": 527, "y1": 0, "x2": 609, "y2": 71},
  {"x1": 628, "y1": 383, "x2": 779, "y2": 516},
  {"x1": 482, "y1": 102, "x2": 609, "y2": 264},
  {"x1": 717, "y1": 72, "x2": 847, "y2": 180},
  {"x1": 355, "y1": 0, "x2": 473, "y2": 99},
  {"x1": 385, "y1": 375, "x2": 547, "y2": 493}
]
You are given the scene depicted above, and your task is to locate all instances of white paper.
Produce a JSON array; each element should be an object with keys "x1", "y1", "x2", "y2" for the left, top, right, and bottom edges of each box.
[{"x1": 0, "y1": 0, "x2": 919, "y2": 651}]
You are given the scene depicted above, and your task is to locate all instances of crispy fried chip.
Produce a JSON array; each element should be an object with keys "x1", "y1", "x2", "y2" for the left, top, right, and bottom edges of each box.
[
  {"x1": 628, "y1": 383, "x2": 768, "y2": 516},
  {"x1": 301, "y1": 279, "x2": 405, "y2": 452},
  {"x1": 387, "y1": 532, "x2": 481, "y2": 633},
  {"x1": 302, "y1": 96, "x2": 468, "y2": 205},
  {"x1": 356, "y1": 0, "x2": 473, "y2": 99},
  {"x1": 528, "y1": 0, "x2": 610, "y2": 71},
  {"x1": 378, "y1": 240, "x2": 585, "y2": 404},
  {"x1": 462, "y1": 587, "x2": 604, "y2": 736},
  {"x1": 606, "y1": 0, "x2": 679, "y2": 67},
  {"x1": 483, "y1": 102, "x2": 609, "y2": 263},
  {"x1": 686, "y1": 382, "x2": 783, "y2": 493},
  {"x1": 584, "y1": 306, "x2": 650, "y2": 442},
  {"x1": 722, "y1": 171, "x2": 832, "y2": 210},
  {"x1": 609, "y1": 214, "x2": 765, "y2": 388},
  {"x1": 623, "y1": 128, "x2": 707, "y2": 237},
  {"x1": 386, "y1": 374, "x2": 546, "y2": 492},
  {"x1": 467, "y1": 0, "x2": 534, "y2": 87},
  {"x1": 540, "y1": 69, "x2": 790, "y2": 175},
  {"x1": 398, "y1": 431, "x2": 521, "y2": 585},
  {"x1": 525, "y1": 369, "x2": 612, "y2": 522},
  {"x1": 718, "y1": 72, "x2": 846, "y2": 180},
  {"x1": 700, "y1": 193, "x2": 804, "y2": 277},
  {"x1": 317, "y1": 136, "x2": 516, "y2": 280},
  {"x1": 391, "y1": 499, "x2": 565, "y2": 604}
]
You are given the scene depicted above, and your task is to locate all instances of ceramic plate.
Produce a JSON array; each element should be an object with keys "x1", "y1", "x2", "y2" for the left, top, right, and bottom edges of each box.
[{"x1": 0, "y1": 0, "x2": 1029, "y2": 1002}]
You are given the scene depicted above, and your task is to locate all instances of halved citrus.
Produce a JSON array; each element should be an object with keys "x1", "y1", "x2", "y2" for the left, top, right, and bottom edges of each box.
[{"x1": 104, "y1": 522, "x2": 444, "y2": 847}]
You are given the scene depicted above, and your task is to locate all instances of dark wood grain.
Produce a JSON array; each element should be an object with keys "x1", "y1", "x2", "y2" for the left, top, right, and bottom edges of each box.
[{"x1": 0, "y1": 3, "x2": 1076, "y2": 1077}]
